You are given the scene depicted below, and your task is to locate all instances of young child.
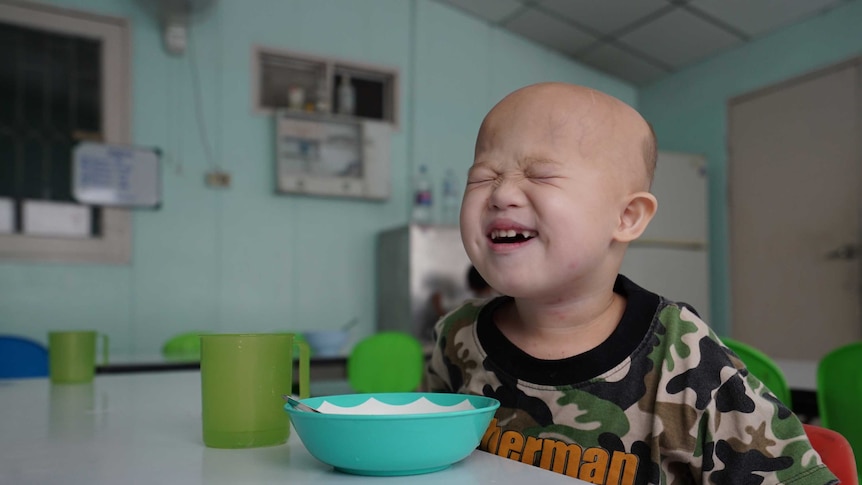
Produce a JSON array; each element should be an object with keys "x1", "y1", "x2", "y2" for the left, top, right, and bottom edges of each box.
[{"x1": 425, "y1": 83, "x2": 836, "y2": 485}]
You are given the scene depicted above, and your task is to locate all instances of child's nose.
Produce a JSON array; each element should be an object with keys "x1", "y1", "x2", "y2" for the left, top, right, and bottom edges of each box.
[{"x1": 488, "y1": 176, "x2": 527, "y2": 210}]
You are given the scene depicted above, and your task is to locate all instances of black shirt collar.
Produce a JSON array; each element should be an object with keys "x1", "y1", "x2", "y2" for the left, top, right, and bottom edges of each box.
[{"x1": 476, "y1": 274, "x2": 660, "y2": 386}]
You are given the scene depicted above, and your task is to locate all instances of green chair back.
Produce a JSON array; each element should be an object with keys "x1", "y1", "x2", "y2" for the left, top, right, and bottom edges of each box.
[
  {"x1": 722, "y1": 337, "x2": 792, "y2": 407},
  {"x1": 347, "y1": 332, "x2": 424, "y2": 393},
  {"x1": 161, "y1": 331, "x2": 206, "y2": 361},
  {"x1": 817, "y1": 341, "x2": 862, "y2": 481}
]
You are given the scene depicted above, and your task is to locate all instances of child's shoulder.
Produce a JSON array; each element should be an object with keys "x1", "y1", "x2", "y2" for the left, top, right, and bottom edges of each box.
[
  {"x1": 642, "y1": 297, "x2": 736, "y2": 382},
  {"x1": 432, "y1": 297, "x2": 495, "y2": 339},
  {"x1": 653, "y1": 298, "x2": 717, "y2": 344}
]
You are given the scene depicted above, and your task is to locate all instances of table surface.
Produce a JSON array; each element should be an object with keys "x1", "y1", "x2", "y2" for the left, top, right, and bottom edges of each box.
[
  {"x1": 0, "y1": 371, "x2": 581, "y2": 485},
  {"x1": 96, "y1": 354, "x2": 352, "y2": 385}
]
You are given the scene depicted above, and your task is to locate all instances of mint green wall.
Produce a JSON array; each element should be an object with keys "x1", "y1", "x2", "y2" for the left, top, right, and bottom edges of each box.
[
  {"x1": 0, "y1": 0, "x2": 635, "y2": 353},
  {"x1": 639, "y1": 0, "x2": 862, "y2": 336}
]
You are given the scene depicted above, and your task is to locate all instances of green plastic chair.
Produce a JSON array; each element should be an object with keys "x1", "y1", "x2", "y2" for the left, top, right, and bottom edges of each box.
[
  {"x1": 161, "y1": 331, "x2": 207, "y2": 361},
  {"x1": 347, "y1": 332, "x2": 425, "y2": 393},
  {"x1": 817, "y1": 341, "x2": 862, "y2": 482},
  {"x1": 722, "y1": 337, "x2": 792, "y2": 407}
]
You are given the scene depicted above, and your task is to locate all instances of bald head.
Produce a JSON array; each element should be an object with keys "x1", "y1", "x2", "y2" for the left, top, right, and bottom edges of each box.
[{"x1": 477, "y1": 83, "x2": 657, "y2": 191}]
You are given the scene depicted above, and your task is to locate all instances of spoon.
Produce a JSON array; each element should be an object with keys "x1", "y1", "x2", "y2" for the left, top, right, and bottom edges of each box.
[{"x1": 282, "y1": 395, "x2": 322, "y2": 414}]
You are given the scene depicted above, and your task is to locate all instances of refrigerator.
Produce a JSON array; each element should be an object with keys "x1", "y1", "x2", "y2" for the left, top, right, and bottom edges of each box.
[
  {"x1": 376, "y1": 224, "x2": 471, "y2": 343},
  {"x1": 619, "y1": 151, "x2": 710, "y2": 320}
]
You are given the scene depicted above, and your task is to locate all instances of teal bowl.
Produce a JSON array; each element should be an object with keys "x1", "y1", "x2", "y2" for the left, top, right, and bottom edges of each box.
[{"x1": 285, "y1": 392, "x2": 500, "y2": 476}]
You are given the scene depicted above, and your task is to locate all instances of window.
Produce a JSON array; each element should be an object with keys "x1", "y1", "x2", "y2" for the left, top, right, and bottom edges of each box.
[{"x1": 0, "y1": 2, "x2": 131, "y2": 263}]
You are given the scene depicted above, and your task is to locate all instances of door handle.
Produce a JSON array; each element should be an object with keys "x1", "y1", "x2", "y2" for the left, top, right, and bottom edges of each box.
[{"x1": 825, "y1": 243, "x2": 859, "y2": 260}]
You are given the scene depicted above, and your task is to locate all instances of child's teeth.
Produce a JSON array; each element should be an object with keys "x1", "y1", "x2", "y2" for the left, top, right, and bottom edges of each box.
[{"x1": 489, "y1": 229, "x2": 536, "y2": 240}]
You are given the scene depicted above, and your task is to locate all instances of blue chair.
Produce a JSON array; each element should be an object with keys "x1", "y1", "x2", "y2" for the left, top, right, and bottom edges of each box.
[{"x1": 0, "y1": 335, "x2": 49, "y2": 379}]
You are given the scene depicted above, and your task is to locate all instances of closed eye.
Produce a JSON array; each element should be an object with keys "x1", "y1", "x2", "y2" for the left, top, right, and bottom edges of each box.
[
  {"x1": 523, "y1": 158, "x2": 564, "y2": 181},
  {"x1": 527, "y1": 174, "x2": 562, "y2": 183},
  {"x1": 467, "y1": 168, "x2": 497, "y2": 185}
]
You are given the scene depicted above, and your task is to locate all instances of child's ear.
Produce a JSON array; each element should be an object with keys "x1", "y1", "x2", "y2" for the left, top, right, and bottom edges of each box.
[{"x1": 614, "y1": 192, "x2": 657, "y2": 243}]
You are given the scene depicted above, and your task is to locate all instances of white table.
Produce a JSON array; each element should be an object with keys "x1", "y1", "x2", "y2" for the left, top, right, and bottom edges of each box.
[{"x1": 0, "y1": 371, "x2": 582, "y2": 484}]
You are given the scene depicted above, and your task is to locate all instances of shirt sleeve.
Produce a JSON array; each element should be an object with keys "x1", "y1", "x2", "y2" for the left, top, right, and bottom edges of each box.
[
  {"x1": 424, "y1": 315, "x2": 454, "y2": 393},
  {"x1": 696, "y1": 347, "x2": 838, "y2": 484}
]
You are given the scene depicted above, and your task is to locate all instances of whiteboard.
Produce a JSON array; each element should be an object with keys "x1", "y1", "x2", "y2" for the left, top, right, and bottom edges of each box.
[
  {"x1": 72, "y1": 142, "x2": 161, "y2": 208},
  {"x1": 620, "y1": 152, "x2": 710, "y2": 319}
]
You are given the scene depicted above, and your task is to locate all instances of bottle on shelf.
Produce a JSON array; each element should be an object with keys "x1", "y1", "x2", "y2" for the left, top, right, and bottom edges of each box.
[
  {"x1": 315, "y1": 83, "x2": 330, "y2": 113},
  {"x1": 441, "y1": 168, "x2": 460, "y2": 226},
  {"x1": 411, "y1": 164, "x2": 433, "y2": 225},
  {"x1": 337, "y1": 75, "x2": 355, "y2": 116}
]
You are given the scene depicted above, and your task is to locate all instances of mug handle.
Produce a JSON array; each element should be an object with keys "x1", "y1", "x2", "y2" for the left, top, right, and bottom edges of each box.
[
  {"x1": 295, "y1": 340, "x2": 311, "y2": 399},
  {"x1": 100, "y1": 333, "x2": 110, "y2": 365}
]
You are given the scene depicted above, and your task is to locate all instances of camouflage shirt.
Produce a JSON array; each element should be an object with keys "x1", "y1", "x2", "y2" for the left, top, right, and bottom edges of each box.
[{"x1": 426, "y1": 275, "x2": 837, "y2": 485}]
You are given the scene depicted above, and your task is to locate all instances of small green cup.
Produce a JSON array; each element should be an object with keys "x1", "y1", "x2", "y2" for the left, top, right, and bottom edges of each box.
[
  {"x1": 48, "y1": 330, "x2": 109, "y2": 384},
  {"x1": 201, "y1": 333, "x2": 310, "y2": 449}
]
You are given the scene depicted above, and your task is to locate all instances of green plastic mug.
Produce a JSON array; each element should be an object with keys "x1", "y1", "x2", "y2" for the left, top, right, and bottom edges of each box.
[
  {"x1": 201, "y1": 333, "x2": 310, "y2": 448},
  {"x1": 48, "y1": 331, "x2": 109, "y2": 384}
]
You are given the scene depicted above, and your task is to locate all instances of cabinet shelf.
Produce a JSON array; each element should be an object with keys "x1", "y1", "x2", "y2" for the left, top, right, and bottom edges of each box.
[{"x1": 253, "y1": 45, "x2": 399, "y2": 128}]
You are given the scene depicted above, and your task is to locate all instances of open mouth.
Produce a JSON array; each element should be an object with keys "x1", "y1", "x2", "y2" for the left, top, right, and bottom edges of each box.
[{"x1": 489, "y1": 229, "x2": 537, "y2": 244}]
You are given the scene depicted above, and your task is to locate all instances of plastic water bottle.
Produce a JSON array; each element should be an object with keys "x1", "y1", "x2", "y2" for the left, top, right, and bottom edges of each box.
[
  {"x1": 441, "y1": 169, "x2": 460, "y2": 226},
  {"x1": 412, "y1": 165, "x2": 433, "y2": 225}
]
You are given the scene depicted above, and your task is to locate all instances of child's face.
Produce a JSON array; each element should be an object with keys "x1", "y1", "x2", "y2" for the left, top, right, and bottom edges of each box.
[{"x1": 460, "y1": 84, "x2": 651, "y2": 301}]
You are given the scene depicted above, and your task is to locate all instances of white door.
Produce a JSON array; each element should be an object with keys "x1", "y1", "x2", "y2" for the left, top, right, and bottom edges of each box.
[{"x1": 728, "y1": 60, "x2": 862, "y2": 359}]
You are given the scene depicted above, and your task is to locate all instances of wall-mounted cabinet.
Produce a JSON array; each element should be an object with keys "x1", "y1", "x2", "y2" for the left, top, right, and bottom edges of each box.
[
  {"x1": 275, "y1": 111, "x2": 390, "y2": 200},
  {"x1": 253, "y1": 46, "x2": 399, "y2": 128}
]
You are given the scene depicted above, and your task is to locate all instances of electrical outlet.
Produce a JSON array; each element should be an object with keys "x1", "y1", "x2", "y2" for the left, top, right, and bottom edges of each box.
[{"x1": 205, "y1": 170, "x2": 231, "y2": 188}]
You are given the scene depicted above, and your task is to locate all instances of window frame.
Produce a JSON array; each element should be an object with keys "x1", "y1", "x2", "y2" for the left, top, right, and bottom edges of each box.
[{"x1": 0, "y1": 0, "x2": 132, "y2": 264}]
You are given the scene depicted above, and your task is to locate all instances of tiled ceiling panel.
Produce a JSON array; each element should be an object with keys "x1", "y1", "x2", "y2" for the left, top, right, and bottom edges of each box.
[
  {"x1": 432, "y1": 0, "x2": 855, "y2": 86},
  {"x1": 689, "y1": 0, "x2": 846, "y2": 37},
  {"x1": 503, "y1": 7, "x2": 598, "y2": 57},
  {"x1": 617, "y1": 9, "x2": 743, "y2": 68},
  {"x1": 577, "y1": 43, "x2": 670, "y2": 86},
  {"x1": 537, "y1": 0, "x2": 670, "y2": 36},
  {"x1": 434, "y1": 0, "x2": 525, "y2": 24}
]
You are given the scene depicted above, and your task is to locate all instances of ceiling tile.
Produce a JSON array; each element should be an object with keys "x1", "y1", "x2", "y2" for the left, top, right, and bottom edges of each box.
[
  {"x1": 577, "y1": 43, "x2": 670, "y2": 86},
  {"x1": 537, "y1": 0, "x2": 670, "y2": 35},
  {"x1": 688, "y1": 0, "x2": 849, "y2": 37},
  {"x1": 503, "y1": 7, "x2": 599, "y2": 56},
  {"x1": 435, "y1": 0, "x2": 526, "y2": 24},
  {"x1": 617, "y1": 8, "x2": 742, "y2": 68}
]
